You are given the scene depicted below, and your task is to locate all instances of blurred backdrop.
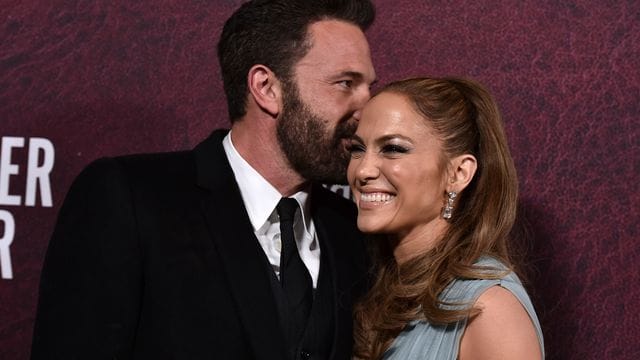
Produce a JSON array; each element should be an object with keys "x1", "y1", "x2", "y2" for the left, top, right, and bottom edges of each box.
[{"x1": 1, "y1": 1, "x2": 638, "y2": 358}]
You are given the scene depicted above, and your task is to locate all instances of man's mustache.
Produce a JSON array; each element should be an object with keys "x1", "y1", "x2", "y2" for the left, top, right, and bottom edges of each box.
[{"x1": 334, "y1": 117, "x2": 358, "y2": 140}]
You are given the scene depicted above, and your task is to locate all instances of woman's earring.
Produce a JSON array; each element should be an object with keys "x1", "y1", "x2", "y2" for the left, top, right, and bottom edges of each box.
[{"x1": 442, "y1": 191, "x2": 457, "y2": 219}]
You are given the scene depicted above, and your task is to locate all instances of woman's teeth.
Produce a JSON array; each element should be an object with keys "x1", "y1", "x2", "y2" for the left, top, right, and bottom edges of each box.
[{"x1": 360, "y1": 192, "x2": 394, "y2": 202}]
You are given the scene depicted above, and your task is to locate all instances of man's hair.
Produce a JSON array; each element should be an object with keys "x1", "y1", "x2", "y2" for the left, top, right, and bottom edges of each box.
[{"x1": 218, "y1": 0, "x2": 375, "y2": 122}]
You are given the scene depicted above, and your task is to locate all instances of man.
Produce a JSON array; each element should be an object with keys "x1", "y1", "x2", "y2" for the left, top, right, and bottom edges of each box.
[{"x1": 31, "y1": 0, "x2": 376, "y2": 359}]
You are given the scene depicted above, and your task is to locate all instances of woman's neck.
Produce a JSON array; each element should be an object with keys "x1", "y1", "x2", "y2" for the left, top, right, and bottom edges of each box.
[{"x1": 390, "y1": 218, "x2": 449, "y2": 264}]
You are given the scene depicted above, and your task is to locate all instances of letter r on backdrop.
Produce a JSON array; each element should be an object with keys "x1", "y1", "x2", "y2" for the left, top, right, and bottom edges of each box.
[{"x1": 0, "y1": 210, "x2": 15, "y2": 279}]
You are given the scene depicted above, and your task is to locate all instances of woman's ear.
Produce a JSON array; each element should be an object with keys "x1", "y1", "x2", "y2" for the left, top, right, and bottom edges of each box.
[
  {"x1": 247, "y1": 64, "x2": 282, "y2": 117},
  {"x1": 447, "y1": 154, "x2": 477, "y2": 192}
]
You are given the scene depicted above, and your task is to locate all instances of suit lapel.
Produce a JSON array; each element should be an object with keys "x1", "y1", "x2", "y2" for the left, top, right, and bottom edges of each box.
[
  {"x1": 311, "y1": 185, "x2": 365, "y2": 360},
  {"x1": 194, "y1": 130, "x2": 286, "y2": 360}
]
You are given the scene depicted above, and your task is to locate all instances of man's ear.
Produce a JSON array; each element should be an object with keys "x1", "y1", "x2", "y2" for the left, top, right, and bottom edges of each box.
[
  {"x1": 447, "y1": 154, "x2": 477, "y2": 192},
  {"x1": 247, "y1": 64, "x2": 282, "y2": 117}
]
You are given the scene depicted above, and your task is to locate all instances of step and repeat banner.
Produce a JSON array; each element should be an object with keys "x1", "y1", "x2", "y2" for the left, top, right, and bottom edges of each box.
[
  {"x1": 0, "y1": 136, "x2": 54, "y2": 279},
  {"x1": 1, "y1": 1, "x2": 638, "y2": 359}
]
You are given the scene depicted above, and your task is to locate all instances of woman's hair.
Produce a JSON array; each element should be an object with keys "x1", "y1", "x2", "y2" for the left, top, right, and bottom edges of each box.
[{"x1": 353, "y1": 77, "x2": 519, "y2": 359}]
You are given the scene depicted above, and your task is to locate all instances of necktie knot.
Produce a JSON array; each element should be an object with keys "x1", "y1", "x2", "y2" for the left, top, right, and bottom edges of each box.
[{"x1": 277, "y1": 197, "x2": 299, "y2": 223}]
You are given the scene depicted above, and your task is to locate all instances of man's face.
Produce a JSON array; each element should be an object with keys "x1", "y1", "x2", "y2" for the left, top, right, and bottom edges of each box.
[{"x1": 276, "y1": 20, "x2": 376, "y2": 184}]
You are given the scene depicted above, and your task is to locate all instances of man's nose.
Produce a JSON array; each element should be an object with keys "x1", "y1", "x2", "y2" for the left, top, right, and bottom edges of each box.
[
  {"x1": 358, "y1": 85, "x2": 372, "y2": 107},
  {"x1": 352, "y1": 87, "x2": 371, "y2": 121}
]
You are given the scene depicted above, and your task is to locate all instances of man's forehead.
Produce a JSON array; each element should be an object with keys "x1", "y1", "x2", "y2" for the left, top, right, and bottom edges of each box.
[
  {"x1": 298, "y1": 20, "x2": 375, "y2": 80},
  {"x1": 306, "y1": 19, "x2": 367, "y2": 46}
]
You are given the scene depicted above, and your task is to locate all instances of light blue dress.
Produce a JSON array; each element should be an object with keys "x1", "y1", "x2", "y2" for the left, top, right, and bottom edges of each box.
[{"x1": 383, "y1": 257, "x2": 545, "y2": 359}]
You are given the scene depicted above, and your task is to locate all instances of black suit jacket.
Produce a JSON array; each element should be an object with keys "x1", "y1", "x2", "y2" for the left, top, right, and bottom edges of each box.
[{"x1": 31, "y1": 130, "x2": 368, "y2": 359}]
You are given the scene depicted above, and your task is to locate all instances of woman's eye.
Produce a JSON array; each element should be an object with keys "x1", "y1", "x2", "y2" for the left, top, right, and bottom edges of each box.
[
  {"x1": 347, "y1": 143, "x2": 365, "y2": 157},
  {"x1": 381, "y1": 144, "x2": 409, "y2": 154}
]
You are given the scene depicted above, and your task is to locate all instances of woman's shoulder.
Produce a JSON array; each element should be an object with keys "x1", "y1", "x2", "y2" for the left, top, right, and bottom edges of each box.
[
  {"x1": 439, "y1": 256, "x2": 514, "y2": 305},
  {"x1": 451, "y1": 256, "x2": 544, "y2": 359},
  {"x1": 458, "y1": 285, "x2": 543, "y2": 359},
  {"x1": 386, "y1": 256, "x2": 544, "y2": 360}
]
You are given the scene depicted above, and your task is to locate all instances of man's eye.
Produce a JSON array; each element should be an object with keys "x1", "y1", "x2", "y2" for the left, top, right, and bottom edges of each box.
[{"x1": 338, "y1": 80, "x2": 353, "y2": 88}]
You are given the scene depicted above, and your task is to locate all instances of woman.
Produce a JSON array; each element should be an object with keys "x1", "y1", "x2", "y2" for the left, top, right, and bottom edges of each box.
[{"x1": 348, "y1": 77, "x2": 544, "y2": 359}]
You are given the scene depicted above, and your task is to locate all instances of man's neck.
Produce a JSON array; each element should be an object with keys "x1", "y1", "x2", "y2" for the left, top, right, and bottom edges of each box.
[{"x1": 230, "y1": 120, "x2": 307, "y2": 196}]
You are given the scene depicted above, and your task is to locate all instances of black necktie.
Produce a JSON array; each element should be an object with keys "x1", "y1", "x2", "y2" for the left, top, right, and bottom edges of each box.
[{"x1": 277, "y1": 198, "x2": 313, "y2": 333}]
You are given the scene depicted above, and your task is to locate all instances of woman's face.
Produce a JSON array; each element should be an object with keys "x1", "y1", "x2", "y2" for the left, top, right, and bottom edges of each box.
[{"x1": 347, "y1": 92, "x2": 451, "y2": 242}]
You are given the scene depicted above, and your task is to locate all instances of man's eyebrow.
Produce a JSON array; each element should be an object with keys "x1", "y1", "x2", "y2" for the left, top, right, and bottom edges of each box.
[
  {"x1": 335, "y1": 71, "x2": 366, "y2": 80},
  {"x1": 335, "y1": 71, "x2": 377, "y2": 86},
  {"x1": 331, "y1": 71, "x2": 360, "y2": 80}
]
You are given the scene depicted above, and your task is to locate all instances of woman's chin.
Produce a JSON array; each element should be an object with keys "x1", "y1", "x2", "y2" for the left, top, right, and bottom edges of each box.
[{"x1": 357, "y1": 218, "x2": 389, "y2": 234}]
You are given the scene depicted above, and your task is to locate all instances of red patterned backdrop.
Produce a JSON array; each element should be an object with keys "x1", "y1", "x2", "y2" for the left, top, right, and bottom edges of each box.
[{"x1": 1, "y1": 1, "x2": 638, "y2": 359}]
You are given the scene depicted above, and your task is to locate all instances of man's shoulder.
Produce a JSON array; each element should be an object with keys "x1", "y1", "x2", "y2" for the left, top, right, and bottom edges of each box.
[
  {"x1": 79, "y1": 129, "x2": 230, "y2": 182},
  {"x1": 311, "y1": 184, "x2": 360, "y2": 241},
  {"x1": 312, "y1": 184, "x2": 356, "y2": 215},
  {"x1": 64, "y1": 150, "x2": 200, "y2": 204},
  {"x1": 116, "y1": 150, "x2": 196, "y2": 174},
  {"x1": 81, "y1": 150, "x2": 195, "y2": 180}
]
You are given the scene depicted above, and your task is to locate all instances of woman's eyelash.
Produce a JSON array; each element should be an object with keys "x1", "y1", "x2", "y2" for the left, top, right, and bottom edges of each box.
[
  {"x1": 347, "y1": 143, "x2": 409, "y2": 155},
  {"x1": 382, "y1": 144, "x2": 409, "y2": 153},
  {"x1": 347, "y1": 143, "x2": 365, "y2": 153}
]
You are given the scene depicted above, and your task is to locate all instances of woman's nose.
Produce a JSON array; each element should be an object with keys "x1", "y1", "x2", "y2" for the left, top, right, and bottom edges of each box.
[{"x1": 354, "y1": 152, "x2": 379, "y2": 182}]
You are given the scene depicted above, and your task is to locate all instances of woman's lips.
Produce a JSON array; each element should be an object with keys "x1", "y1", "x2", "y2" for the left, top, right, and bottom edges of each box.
[{"x1": 358, "y1": 191, "x2": 396, "y2": 209}]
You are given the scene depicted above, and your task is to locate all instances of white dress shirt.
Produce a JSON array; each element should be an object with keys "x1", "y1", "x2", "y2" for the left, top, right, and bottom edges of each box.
[{"x1": 222, "y1": 132, "x2": 320, "y2": 288}]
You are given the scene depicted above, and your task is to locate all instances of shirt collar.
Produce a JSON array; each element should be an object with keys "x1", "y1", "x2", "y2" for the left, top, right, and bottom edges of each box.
[{"x1": 222, "y1": 131, "x2": 313, "y2": 234}]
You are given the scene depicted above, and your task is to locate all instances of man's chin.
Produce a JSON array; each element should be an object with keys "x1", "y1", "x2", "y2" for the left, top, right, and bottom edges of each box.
[
  {"x1": 321, "y1": 162, "x2": 350, "y2": 185},
  {"x1": 301, "y1": 164, "x2": 348, "y2": 185},
  {"x1": 326, "y1": 174, "x2": 348, "y2": 186}
]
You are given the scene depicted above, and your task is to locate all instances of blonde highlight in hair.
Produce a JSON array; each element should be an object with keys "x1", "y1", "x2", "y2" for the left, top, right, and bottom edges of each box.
[{"x1": 353, "y1": 77, "x2": 519, "y2": 359}]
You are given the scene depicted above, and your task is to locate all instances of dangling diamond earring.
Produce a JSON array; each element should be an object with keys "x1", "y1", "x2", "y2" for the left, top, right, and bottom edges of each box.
[{"x1": 442, "y1": 191, "x2": 457, "y2": 219}]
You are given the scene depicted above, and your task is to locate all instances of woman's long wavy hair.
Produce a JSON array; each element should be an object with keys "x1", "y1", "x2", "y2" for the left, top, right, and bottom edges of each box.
[{"x1": 353, "y1": 77, "x2": 519, "y2": 359}]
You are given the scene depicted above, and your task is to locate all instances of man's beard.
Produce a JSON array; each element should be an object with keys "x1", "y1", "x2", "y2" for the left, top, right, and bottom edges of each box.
[{"x1": 276, "y1": 81, "x2": 356, "y2": 185}]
